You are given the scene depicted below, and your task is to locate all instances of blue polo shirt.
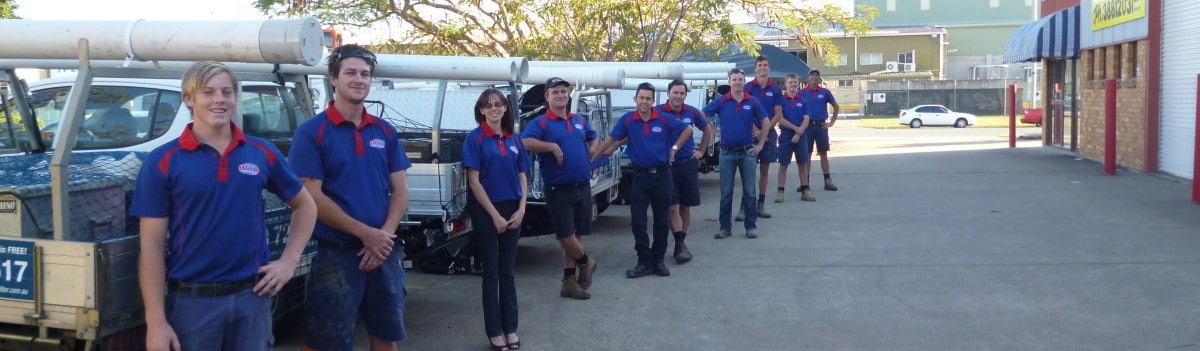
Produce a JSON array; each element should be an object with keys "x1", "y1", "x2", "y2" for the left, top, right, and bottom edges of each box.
[
  {"x1": 655, "y1": 103, "x2": 708, "y2": 163},
  {"x1": 463, "y1": 123, "x2": 530, "y2": 203},
  {"x1": 779, "y1": 92, "x2": 807, "y2": 141},
  {"x1": 747, "y1": 78, "x2": 783, "y2": 138},
  {"x1": 131, "y1": 123, "x2": 303, "y2": 283},
  {"x1": 801, "y1": 86, "x2": 837, "y2": 121},
  {"x1": 520, "y1": 110, "x2": 597, "y2": 185},
  {"x1": 289, "y1": 104, "x2": 412, "y2": 244},
  {"x1": 702, "y1": 92, "x2": 768, "y2": 148},
  {"x1": 610, "y1": 109, "x2": 689, "y2": 168}
]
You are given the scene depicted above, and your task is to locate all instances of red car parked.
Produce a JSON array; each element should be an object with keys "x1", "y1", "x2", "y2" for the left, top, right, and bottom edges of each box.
[{"x1": 1021, "y1": 108, "x2": 1043, "y2": 127}]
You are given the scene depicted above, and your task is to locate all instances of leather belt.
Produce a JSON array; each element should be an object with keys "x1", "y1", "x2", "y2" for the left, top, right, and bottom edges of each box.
[
  {"x1": 317, "y1": 239, "x2": 365, "y2": 251},
  {"x1": 633, "y1": 164, "x2": 670, "y2": 174},
  {"x1": 168, "y1": 276, "x2": 257, "y2": 297},
  {"x1": 719, "y1": 145, "x2": 753, "y2": 152}
]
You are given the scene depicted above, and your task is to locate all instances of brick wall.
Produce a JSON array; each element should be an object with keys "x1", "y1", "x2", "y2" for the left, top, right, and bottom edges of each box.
[{"x1": 1078, "y1": 39, "x2": 1149, "y2": 171}]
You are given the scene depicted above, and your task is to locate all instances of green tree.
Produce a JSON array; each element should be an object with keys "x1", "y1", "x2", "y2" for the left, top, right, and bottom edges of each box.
[
  {"x1": 1, "y1": 0, "x2": 20, "y2": 19},
  {"x1": 255, "y1": 0, "x2": 873, "y2": 64}
]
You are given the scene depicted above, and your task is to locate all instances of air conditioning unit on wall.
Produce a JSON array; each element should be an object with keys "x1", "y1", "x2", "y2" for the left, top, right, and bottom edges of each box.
[
  {"x1": 901, "y1": 63, "x2": 916, "y2": 72},
  {"x1": 885, "y1": 61, "x2": 899, "y2": 72}
]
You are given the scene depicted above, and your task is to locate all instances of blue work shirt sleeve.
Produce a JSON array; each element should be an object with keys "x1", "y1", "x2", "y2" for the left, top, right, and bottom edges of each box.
[
  {"x1": 609, "y1": 114, "x2": 630, "y2": 140},
  {"x1": 264, "y1": 142, "x2": 304, "y2": 202},
  {"x1": 462, "y1": 129, "x2": 482, "y2": 171},
  {"x1": 288, "y1": 120, "x2": 325, "y2": 180},
  {"x1": 386, "y1": 123, "x2": 413, "y2": 173},
  {"x1": 130, "y1": 148, "x2": 172, "y2": 218}
]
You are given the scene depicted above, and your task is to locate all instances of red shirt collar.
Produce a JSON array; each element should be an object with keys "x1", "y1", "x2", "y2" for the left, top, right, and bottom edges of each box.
[
  {"x1": 634, "y1": 108, "x2": 662, "y2": 121},
  {"x1": 725, "y1": 92, "x2": 750, "y2": 101},
  {"x1": 805, "y1": 85, "x2": 823, "y2": 92},
  {"x1": 179, "y1": 122, "x2": 246, "y2": 151},
  {"x1": 546, "y1": 109, "x2": 572, "y2": 121},
  {"x1": 752, "y1": 78, "x2": 775, "y2": 89},
  {"x1": 325, "y1": 101, "x2": 380, "y2": 128},
  {"x1": 480, "y1": 122, "x2": 510, "y2": 138},
  {"x1": 662, "y1": 103, "x2": 686, "y2": 113}
]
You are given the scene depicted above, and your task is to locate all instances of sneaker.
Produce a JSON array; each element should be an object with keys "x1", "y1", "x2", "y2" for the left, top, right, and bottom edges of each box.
[
  {"x1": 801, "y1": 189, "x2": 816, "y2": 202},
  {"x1": 745, "y1": 230, "x2": 759, "y2": 239},
  {"x1": 625, "y1": 264, "x2": 653, "y2": 278},
  {"x1": 714, "y1": 230, "x2": 732, "y2": 239},
  {"x1": 652, "y1": 262, "x2": 671, "y2": 276},
  {"x1": 560, "y1": 276, "x2": 591, "y2": 299},
  {"x1": 774, "y1": 189, "x2": 785, "y2": 203},
  {"x1": 824, "y1": 180, "x2": 838, "y2": 191},
  {"x1": 577, "y1": 257, "x2": 597, "y2": 290}
]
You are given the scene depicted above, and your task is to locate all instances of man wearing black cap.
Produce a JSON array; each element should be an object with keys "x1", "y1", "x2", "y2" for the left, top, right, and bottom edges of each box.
[
  {"x1": 520, "y1": 77, "x2": 599, "y2": 300},
  {"x1": 800, "y1": 69, "x2": 840, "y2": 196}
]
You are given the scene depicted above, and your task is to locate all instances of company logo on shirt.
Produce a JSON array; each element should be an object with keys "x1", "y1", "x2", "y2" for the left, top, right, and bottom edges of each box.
[
  {"x1": 369, "y1": 139, "x2": 386, "y2": 149},
  {"x1": 237, "y1": 163, "x2": 261, "y2": 176},
  {"x1": 742, "y1": 105, "x2": 752, "y2": 111},
  {"x1": 766, "y1": 92, "x2": 775, "y2": 97},
  {"x1": 682, "y1": 118, "x2": 692, "y2": 123},
  {"x1": 651, "y1": 126, "x2": 663, "y2": 133},
  {"x1": 574, "y1": 123, "x2": 583, "y2": 130},
  {"x1": 509, "y1": 145, "x2": 519, "y2": 154},
  {"x1": 796, "y1": 102, "x2": 803, "y2": 107},
  {"x1": 818, "y1": 94, "x2": 825, "y2": 99}
]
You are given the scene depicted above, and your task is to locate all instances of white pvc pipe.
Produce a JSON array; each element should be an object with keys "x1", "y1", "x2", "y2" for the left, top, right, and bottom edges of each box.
[
  {"x1": 371, "y1": 55, "x2": 529, "y2": 82},
  {"x1": 682, "y1": 72, "x2": 732, "y2": 81},
  {"x1": 531, "y1": 62, "x2": 682, "y2": 79},
  {"x1": 525, "y1": 67, "x2": 624, "y2": 89},
  {"x1": 0, "y1": 17, "x2": 325, "y2": 65},
  {"x1": 0, "y1": 54, "x2": 531, "y2": 82},
  {"x1": 530, "y1": 61, "x2": 733, "y2": 74}
]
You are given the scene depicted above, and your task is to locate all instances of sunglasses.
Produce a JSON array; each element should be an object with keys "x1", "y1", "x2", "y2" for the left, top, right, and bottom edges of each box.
[
  {"x1": 728, "y1": 68, "x2": 745, "y2": 76},
  {"x1": 482, "y1": 102, "x2": 507, "y2": 109},
  {"x1": 331, "y1": 47, "x2": 378, "y2": 66}
]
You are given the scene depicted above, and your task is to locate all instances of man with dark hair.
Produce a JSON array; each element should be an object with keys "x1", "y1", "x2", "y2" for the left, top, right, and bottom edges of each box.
[
  {"x1": 741, "y1": 55, "x2": 783, "y2": 221},
  {"x1": 596, "y1": 82, "x2": 692, "y2": 277},
  {"x1": 657, "y1": 78, "x2": 712, "y2": 263},
  {"x1": 800, "y1": 69, "x2": 841, "y2": 194},
  {"x1": 521, "y1": 77, "x2": 599, "y2": 299},
  {"x1": 704, "y1": 68, "x2": 770, "y2": 239},
  {"x1": 291, "y1": 44, "x2": 412, "y2": 351}
]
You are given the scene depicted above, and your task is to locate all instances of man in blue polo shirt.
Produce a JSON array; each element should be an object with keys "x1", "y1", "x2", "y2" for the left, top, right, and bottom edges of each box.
[
  {"x1": 704, "y1": 68, "x2": 770, "y2": 239},
  {"x1": 133, "y1": 61, "x2": 317, "y2": 351},
  {"x1": 289, "y1": 44, "x2": 412, "y2": 351},
  {"x1": 520, "y1": 77, "x2": 599, "y2": 300},
  {"x1": 595, "y1": 82, "x2": 692, "y2": 278},
  {"x1": 657, "y1": 78, "x2": 712, "y2": 264},
  {"x1": 800, "y1": 70, "x2": 841, "y2": 194},
  {"x1": 776, "y1": 73, "x2": 812, "y2": 202},
  {"x1": 743, "y1": 55, "x2": 784, "y2": 220}
]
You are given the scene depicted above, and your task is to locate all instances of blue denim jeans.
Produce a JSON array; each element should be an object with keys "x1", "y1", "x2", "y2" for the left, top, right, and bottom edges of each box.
[
  {"x1": 166, "y1": 287, "x2": 272, "y2": 351},
  {"x1": 719, "y1": 147, "x2": 758, "y2": 232}
]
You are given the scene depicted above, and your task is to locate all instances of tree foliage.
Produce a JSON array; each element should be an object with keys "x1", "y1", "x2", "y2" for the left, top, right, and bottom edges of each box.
[
  {"x1": 254, "y1": 0, "x2": 873, "y2": 64},
  {"x1": 1, "y1": 0, "x2": 19, "y2": 19}
]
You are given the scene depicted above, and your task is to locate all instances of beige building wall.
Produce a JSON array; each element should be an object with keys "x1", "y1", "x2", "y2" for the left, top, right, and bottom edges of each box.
[{"x1": 1078, "y1": 40, "x2": 1149, "y2": 171}]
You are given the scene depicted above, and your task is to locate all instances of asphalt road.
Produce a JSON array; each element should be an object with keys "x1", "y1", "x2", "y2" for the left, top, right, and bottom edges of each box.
[{"x1": 275, "y1": 123, "x2": 1200, "y2": 350}]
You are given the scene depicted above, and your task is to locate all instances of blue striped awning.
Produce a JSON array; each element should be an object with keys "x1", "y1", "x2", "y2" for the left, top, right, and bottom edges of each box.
[{"x1": 1003, "y1": 5, "x2": 1080, "y2": 63}]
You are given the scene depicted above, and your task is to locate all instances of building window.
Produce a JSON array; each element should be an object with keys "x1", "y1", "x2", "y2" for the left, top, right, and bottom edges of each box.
[
  {"x1": 838, "y1": 80, "x2": 854, "y2": 87},
  {"x1": 887, "y1": 0, "x2": 896, "y2": 11},
  {"x1": 835, "y1": 54, "x2": 848, "y2": 67},
  {"x1": 921, "y1": 0, "x2": 930, "y2": 10},
  {"x1": 860, "y1": 53, "x2": 883, "y2": 65},
  {"x1": 990, "y1": 0, "x2": 1000, "y2": 8}
]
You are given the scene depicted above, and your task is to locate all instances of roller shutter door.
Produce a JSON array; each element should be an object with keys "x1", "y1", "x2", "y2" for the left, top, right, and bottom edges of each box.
[{"x1": 1160, "y1": 0, "x2": 1200, "y2": 179}]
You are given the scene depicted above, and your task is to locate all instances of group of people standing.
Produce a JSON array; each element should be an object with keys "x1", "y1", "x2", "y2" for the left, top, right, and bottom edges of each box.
[
  {"x1": 131, "y1": 43, "x2": 840, "y2": 351},
  {"x1": 709, "y1": 56, "x2": 841, "y2": 239},
  {"x1": 134, "y1": 44, "x2": 411, "y2": 351}
]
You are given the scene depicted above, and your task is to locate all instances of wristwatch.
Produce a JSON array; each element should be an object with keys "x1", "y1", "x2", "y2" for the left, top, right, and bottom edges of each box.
[{"x1": 671, "y1": 145, "x2": 680, "y2": 151}]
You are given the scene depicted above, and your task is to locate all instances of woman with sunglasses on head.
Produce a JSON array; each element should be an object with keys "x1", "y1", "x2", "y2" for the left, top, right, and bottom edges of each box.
[{"x1": 464, "y1": 88, "x2": 529, "y2": 351}]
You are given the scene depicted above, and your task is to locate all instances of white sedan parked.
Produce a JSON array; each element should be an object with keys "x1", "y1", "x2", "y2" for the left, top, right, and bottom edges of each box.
[{"x1": 898, "y1": 105, "x2": 977, "y2": 128}]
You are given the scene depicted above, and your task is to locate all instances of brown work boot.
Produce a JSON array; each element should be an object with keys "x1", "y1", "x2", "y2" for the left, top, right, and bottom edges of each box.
[
  {"x1": 577, "y1": 258, "x2": 597, "y2": 290},
  {"x1": 561, "y1": 276, "x2": 591, "y2": 300},
  {"x1": 824, "y1": 179, "x2": 838, "y2": 191},
  {"x1": 801, "y1": 189, "x2": 816, "y2": 202},
  {"x1": 774, "y1": 188, "x2": 785, "y2": 203}
]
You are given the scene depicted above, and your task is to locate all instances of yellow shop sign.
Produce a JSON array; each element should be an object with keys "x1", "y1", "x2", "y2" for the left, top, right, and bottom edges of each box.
[{"x1": 1092, "y1": 0, "x2": 1146, "y2": 31}]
